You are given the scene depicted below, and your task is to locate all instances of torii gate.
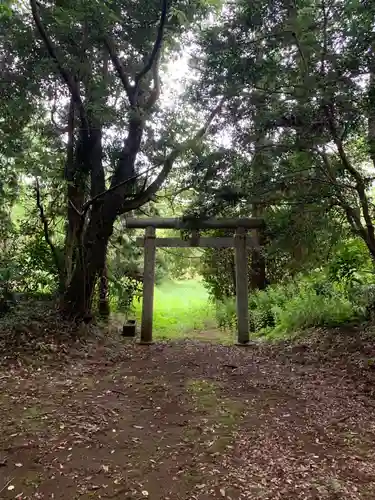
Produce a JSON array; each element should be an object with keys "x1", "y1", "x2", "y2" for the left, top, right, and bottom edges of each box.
[{"x1": 125, "y1": 217, "x2": 265, "y2": 345}]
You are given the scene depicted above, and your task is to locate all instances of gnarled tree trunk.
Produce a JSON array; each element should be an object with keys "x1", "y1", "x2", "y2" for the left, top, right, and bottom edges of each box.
[{"x1": 61, "y1": 117, "x2": 143, "y2": 319}]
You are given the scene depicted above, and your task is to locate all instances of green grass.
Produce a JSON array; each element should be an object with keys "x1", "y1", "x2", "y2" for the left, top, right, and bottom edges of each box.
[
  {"x1": 12, "y1": 202, "x2": 26, "y2": 223},
  {"x1": 133, "y1": 279, "x2": 218, "y2": 339}
]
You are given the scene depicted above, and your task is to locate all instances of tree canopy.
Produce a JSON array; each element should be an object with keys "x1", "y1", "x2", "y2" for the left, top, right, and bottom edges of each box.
[
  {"x1": 1, "y1": 0, "x2": 223, "y2": 317},
  {"x1": 1, "y1": 0, "x2": 375, "y2": 321},
  {"x1": 181, "y1": 0, "x2": 375, "y2": 270}
]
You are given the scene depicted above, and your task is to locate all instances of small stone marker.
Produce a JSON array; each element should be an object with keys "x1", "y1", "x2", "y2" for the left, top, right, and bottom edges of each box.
[{"x1": 122, "y1": 319, "x2": 136, "y2": 337}]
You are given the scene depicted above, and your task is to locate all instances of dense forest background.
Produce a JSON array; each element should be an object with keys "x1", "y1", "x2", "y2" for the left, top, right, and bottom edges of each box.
[{"x1": 1, "y1": 0, "x2": 375, "y2": 339}]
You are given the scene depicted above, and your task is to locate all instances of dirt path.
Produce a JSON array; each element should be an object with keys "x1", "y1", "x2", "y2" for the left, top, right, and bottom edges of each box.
[{"x1": 1, "y1": 339, "x2": 375, "y2": 499}]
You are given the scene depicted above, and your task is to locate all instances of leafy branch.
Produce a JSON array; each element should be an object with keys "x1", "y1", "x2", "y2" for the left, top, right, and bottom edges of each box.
[{"x1": 69, "y1": 93, "x2": 224, "y2": 218}]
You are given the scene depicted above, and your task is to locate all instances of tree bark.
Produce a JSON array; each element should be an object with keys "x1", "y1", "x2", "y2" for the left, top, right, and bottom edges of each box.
[
  {"x1": 61, "y1": 208, "x2": 110, "y2": 318},
  {"x1": 61, "y1": 117, "x2": 144, "y2": 319},
  {"x1": 63, "y1": 98, "x2": 82, "y2": 289}
]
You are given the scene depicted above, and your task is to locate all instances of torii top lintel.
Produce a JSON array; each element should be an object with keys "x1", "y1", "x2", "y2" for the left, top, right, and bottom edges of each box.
[{"x1": 125, "y1": 217, "x2": 265, "y2": 230}]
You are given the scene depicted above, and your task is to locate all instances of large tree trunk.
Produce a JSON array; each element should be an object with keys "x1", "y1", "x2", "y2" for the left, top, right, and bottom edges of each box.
[
  {"x1": 61, "y1": 117, "x2": 143, "y2": 319},
  {"x1": 63, "y1": 100, "x2": 86, "y2": 291},
  {"x1": 62, "y1": 124, "x2": 105, "y2": 318},
  {"x1": 61, "y1": 207, "x2": 112, "y2": 318}
]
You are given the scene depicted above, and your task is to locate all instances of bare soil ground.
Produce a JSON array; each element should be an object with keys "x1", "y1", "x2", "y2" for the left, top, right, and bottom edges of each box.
[{"x1": 1, "y1": 328, "x2": 375, "y2": 499}]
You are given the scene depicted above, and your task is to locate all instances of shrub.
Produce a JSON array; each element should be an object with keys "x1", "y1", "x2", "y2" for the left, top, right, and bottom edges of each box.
[
  {"x1": 215, "y1": 297, "x2": 236, "y2": 330},
  {"x1": 271, "y1": 290, "x2": 357, "y2": 336},
  {"x1": 327, "y1": 238, "x2": 372, "y2": 283},
  {"x1": 249, "y1": 281, "x2": 299, "y2": 331},
  {"x1": 215, "y1": 277, "x2": 369, "y2": 338}
]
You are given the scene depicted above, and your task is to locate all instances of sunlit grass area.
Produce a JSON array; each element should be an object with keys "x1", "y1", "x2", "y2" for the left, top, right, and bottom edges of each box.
[{"x1": 133, "y1": 279, "x2": 225, "y2": 340}]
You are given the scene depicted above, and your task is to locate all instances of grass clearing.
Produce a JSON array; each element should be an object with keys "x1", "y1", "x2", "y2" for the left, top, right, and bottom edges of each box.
[{"x1": 132, "y1": 279, "x2": 226, "y2": 340}]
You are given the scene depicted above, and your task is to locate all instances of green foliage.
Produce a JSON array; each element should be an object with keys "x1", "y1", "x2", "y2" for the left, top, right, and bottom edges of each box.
[
  {"x1": 327, "y1": 239, "x2": 373, "y2": 283},
  {"x1": 105, "y1": 227, "x2": 143, "y2": 316},
  {"x1": 0, "y1": 4, "x2": 11, "y2": 17},
  {"x1": 264, "y1": 206, "x2": 346, "y2": 282},
  {"x1": 0, "y1": 183, "x2": 64, "y2": 302},
  {"x1": 270, "y1": 288, "x2": 357, "y2": 337},
  {"x1": 186, "y1": 0, "x2": 375, "y2": 268},
  {"x1": 201, "y1": 247, "x2": 236, "y2": 300},
  {"x1": 215, "y1": 297, "x2": 237, "y2": 331},
  {"x1": 216, "y1": 267, "x2": 375, "y2": 339},
  {"x1": 200, "y1": 230, "x2": 251, "y2": 301},
  {"x1": 0, "y1": 226, "x2": 61, "y2": 298},
  {"x1": 157, "y1": 247, "x2": 203, "y2": 280},
  {"x1": 108, "y1": 274, "x2": 143, "y2": 316},
  {"x1": 201, "y1": 215, "x2": 375, "y2": 337}
]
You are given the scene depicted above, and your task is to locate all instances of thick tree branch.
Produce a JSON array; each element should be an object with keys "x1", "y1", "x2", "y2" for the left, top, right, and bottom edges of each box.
[
  {"x1": 68, "y1": 163, "x2": 162, "y2": 221},
  {"x1": 161, "y1": 184, "x2": 196, "y2": 201},
  {"x1": 315, "y1": 148, "x2": 372, "y2": 244},
  {"x1": 324, "y1": 103, "x2": 375, "y2": 247},
  {"x1": 103, "y1": 35, "x2": 135, "y2": 105},
  {"x1": 35, "y1": 178, "x2": 62, "y2": 277},
  {"x1": 134, "y1": 0, "x2": 168, "y2": 97},
  {"x1": 292, "y1": 31, "x2": 308, "y2": 73},
  {"x1": 145, "y1": 54, "x2": 161, "y2": 109},
  {"x1": 50, "y1": 84, "x2": 69, "y2": 133},
  {"x1": 64, "y1": 97, "x2": 75, "y2": 181},
  {"x1": 121, "y1": 97, "x2": 226, "y2": 213},
  {"x1": 29, "y1": 0, "x2": 88, "y2": 136},
  {"x1": 85, "y1": 166, "x2": 159, "y2": 213}
]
